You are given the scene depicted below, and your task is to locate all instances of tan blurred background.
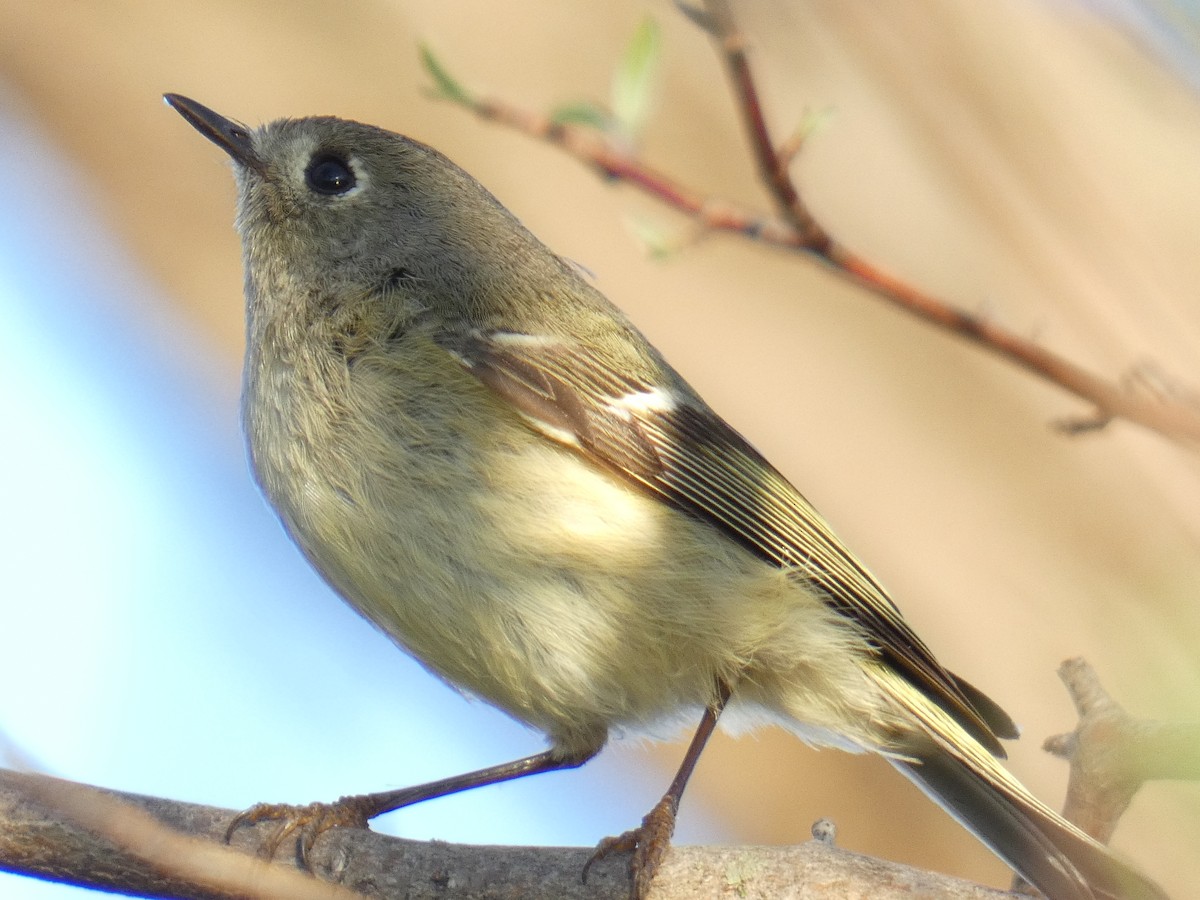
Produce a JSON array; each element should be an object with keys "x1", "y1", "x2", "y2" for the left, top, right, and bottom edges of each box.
[{"x1": 2, "y1": 0, "x2": 1197, "y2": 895}]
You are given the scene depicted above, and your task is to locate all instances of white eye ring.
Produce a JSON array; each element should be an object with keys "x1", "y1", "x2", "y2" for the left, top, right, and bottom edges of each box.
[{"x1": 305, "y1": 154, "x2": 367, "y2": 198}]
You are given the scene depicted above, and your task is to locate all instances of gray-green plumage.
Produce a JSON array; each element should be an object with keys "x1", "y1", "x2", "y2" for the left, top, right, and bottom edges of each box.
[{"x1": 166, "y1": 94, "x2": 1163, "y2": 900}]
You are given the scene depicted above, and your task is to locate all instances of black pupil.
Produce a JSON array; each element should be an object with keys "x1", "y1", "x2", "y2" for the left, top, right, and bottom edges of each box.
[{"x1": 306, "y1": 156, "x2": 356, "y2": 195}]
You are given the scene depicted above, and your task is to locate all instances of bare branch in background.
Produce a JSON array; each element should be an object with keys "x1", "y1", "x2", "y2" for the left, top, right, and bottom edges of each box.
[{"x1": 423, "y1": 2, "x2": 1200, "y2": 448}]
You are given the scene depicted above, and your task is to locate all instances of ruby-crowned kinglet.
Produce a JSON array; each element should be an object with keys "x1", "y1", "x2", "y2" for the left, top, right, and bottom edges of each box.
[{"x1": 164, "y1": 94, "x2": 1160, "y2": 900}]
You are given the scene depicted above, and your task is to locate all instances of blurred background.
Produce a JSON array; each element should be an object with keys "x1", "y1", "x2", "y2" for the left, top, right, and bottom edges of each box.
[{"x1": 1, "y1": 0, "x2": 1198, "y2": 896}]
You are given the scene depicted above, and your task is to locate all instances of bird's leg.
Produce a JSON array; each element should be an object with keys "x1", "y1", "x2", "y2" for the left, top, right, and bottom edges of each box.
[
  {"x1": 583, "y1": 680, "x2": 732, "y2": 899},
  {"x1": 226, "y1": 745, "x2": 600, "y2": 865}
]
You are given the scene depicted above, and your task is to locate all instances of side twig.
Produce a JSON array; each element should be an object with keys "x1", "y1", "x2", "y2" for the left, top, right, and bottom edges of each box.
[{"x1": 1044, "y1": 657, "x2": 1200, "y2": 844}]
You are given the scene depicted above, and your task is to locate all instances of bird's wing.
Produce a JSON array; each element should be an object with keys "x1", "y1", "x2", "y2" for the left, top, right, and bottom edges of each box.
[{"x1": 440, "y1": 328, "x2": 1015, "y2": 753}]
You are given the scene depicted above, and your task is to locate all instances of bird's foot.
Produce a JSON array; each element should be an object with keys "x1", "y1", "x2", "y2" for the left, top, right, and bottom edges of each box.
[
  {"x1": 582, "y1": 795, "x2": 677, "y2": 899},
  {"x1": 224, "y1": 794, "x2": 376, "y2": 866}
]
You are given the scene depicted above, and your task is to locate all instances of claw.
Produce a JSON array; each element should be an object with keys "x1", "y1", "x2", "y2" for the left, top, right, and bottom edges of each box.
[
  {"x1": 582, "y1": 796, "x2": 678, "y2": 899},
  {"x1": 223, "y1": 797, "x2": 374, "y2": 867},
  {"x1": 582, "y1": 828, "x2": 637, "y2": 883}
]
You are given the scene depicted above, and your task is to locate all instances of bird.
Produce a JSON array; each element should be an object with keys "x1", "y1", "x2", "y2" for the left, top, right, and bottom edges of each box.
[{"x1": 164, "y1": 92, "x2": 1164, "y2": 900}]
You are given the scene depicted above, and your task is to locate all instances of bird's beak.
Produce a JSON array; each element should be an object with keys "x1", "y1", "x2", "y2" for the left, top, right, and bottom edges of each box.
[{"x1": 164, "y1": 93, "x2": 266, "y2": 175}]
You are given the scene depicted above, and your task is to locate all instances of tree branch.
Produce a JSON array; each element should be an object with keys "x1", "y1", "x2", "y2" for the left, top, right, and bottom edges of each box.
[
  {"x1": 0, "y1": 767, "x2": 1020, "y2": 899},
  {"x1": 426, "y1": 4, "x2": 1200, "y2": 448},
  {"x1": 696, "y1": 0, "x2": 1200, "y2": 447},
  {"x1": 5, "y1": 658, "x2": 1182, "y2": 897},
  {"x1": 1044, "y1": 657, "x2": 1200, "y2": 845}
]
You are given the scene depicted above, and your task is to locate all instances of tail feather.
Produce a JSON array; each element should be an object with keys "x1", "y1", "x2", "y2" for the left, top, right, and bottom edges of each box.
[
  {"x1": 947, "y1": 671, "x2": 1021, "y2": 742},
  {"x1": 870, "y1": 667, "x2": 1166, "y2": 900}
]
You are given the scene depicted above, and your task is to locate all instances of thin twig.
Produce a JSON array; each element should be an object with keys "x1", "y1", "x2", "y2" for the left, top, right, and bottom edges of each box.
[
  {"x1": 471, "y1": 98, "x2": 806, "y2": 247},
  {"x1": 698, "y1": 0, "x2": 1200, "y2": 446},
  {"x1": 698, "y1": 0, "x2": 830, "y2": 250},
  {"x1": 433, "y1": 8, "x2": 1200, "y2": 448}
]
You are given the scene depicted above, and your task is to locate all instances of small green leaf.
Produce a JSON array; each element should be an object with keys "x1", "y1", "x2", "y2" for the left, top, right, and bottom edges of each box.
[
  {"x1": 419, "y1": 43, "x2": 474, "y2": 106},
  {"x1": 797, "y1": 106, "x2": 837, "y2": 141},
  {"x1": 611, "y1": 16, "x2": 662, "y2": 140},
  {"x1": 625, "y1": 215, "x2": 679, "y2": 261},
  {"x1": 549, "y1": 101, "x2": 615, "y2": 131}
]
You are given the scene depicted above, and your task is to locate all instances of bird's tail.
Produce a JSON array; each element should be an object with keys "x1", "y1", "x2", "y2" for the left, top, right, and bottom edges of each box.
[{"x1": 869, "y1": 667, "x2": 1166, "y2": 900}]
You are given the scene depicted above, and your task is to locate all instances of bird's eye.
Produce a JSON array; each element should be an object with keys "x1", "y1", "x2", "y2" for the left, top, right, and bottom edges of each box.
[{"x1": 305, "y1": 155, "x2": 356, "y2": 195}]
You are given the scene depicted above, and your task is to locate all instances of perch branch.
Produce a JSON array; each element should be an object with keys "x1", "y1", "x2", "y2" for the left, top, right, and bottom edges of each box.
[{"x1": 0, "y1": 767, "x2": 1021, "y2": 899}]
